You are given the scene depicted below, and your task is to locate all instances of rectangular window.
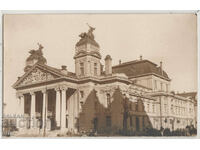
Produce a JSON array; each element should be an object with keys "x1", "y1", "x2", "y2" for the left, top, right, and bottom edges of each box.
[
  {"x1": 142, "y1": 117, "x2": 145, "y2": 129},
  {"x1": 94, "y1": 101, "x2": 98, "y2": 111},
  {"x1": 171, "y1": 105, "x2": 174, "y2": 114},
  {"x1": 147, "y1": 103, "x2": 150, "y2": 112},
  {"x1": 152, "y1": 104, "x2": 155, "y2": 113},
  {"x1": 94, "y1": 63, "x2": 97, "y2": 76},
  {"x1": 129, "y1": 103, "x2": 132, "y2": 110},
  {"x1": 106, "y1": 93, "x2": 111, "y2": 108},
  {"x1": 166, "y1": 84, "x2": 168, "y2": 92},
  {"x1": 175, "y1": 106, "x2": 177, "y2": 114},
  {"x1": 136, "y1": 103, "x2": 138, "y2": 112},
  {"x1": 164, "y1": 104, "x2": 167, "y2": 113},
  {"x1": 130, "y1": 116, "x2": 133, "y2": 127},
  {"x1": 154, "y1": 80, "x2": 157, "y2": 90},
  {"x1": 106, "y1": 116, "x2": 111, "y2": 127},
  {"x1": 160, "y1": 83, "x2": 163, "y2": 91},
  {"x1": 80, "y1": 63, "x2": 84, "y2": 75}
]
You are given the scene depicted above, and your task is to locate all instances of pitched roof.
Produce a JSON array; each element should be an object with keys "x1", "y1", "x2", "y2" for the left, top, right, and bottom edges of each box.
[
  {"x1": 39, "y1": 63, "x2": 76, "y2": 78},
  {"x1": 112, "y1": 59, "x2": 170, "y2": 80},
  {"x1": 177, "y1": 92, "x2": 197, "y2": 99},
  {"x1": 13, "y1": 62, "x2": 77, "y2": 89}
]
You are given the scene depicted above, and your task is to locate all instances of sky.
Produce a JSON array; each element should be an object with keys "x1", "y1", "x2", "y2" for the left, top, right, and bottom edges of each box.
[{"x1": 3, "y1": 14, "x2": 197, "y2": 114}]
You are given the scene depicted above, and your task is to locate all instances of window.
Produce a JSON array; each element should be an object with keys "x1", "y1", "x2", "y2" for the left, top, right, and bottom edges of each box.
[
  {"x1": 80, "y1": 63, "x2": 84, "y2": 75},
  {"x1": 135, "y1": 103, "x2": 138, "y2": 112},
  {"x1": 129, "y1": 103, "x2": 132, "y2": 110},
  {"x1": 106, "y1": 116, "x2": 111, "y2": 127},
  {"x1": 178, "y1": 107, "x2": 180, "y2": 115},
  {"x1": 94, "y1": 63, "x2": 97, "y2": 76},
  {"x1": 130, "y1": 116, "x2": 133, "y2": 127},
  {"x1": 66, "y1": 117, "x2": 68, "y2": 128},
  {"x1": 152, "y1": 104, "x2": 155, "y2": 113},
  {"x1": 164, "y1": 104, "x2": 167, "y2": 113},
  {"x1": 171, "y1": 105, "x2": 174, "y2": 114},
  {"x1": 142, "y1": 117, "x2": 145, "y2": 129},
  {"x1": 166, "y1": 84, "x2": 168, "y2": 92},
  {"x1": 106, "y1": 93, "x2": 111, "y2": 108},
  {"x1": 80, "y1": 91, "x2": 84, "y2": 98},
  {"x1": 94, "y1": 101, "x2": 98, "y2": 111},
  {"x1": 136, "y1": 117, "x2": 139, "y2": 131},
  {"x1": 147, "y1": 103, "x2": 150, "y2": 112},
  {"x1": 154, "y1": 80, "x2": 157, "y2": 90},
  {"x1": 160, "y1": 83, "x2": 163, "y2": 91},
  {"x1": 142, "y1": 103, "x2": 144, "y2": 112},
  {"x1": 175, "y1": 106, "x2": 177, "y2": 114}
]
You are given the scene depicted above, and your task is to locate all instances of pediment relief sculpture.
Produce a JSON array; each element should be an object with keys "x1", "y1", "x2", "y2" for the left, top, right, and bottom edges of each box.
[{"x1": 19, "y1": 67, "x2": 58, "y2": 86}]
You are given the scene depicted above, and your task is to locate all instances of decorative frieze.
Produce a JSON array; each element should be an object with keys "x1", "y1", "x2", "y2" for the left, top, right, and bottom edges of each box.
[{"x1": 20, "y1": 67, "x2": 57, "y2": 86}]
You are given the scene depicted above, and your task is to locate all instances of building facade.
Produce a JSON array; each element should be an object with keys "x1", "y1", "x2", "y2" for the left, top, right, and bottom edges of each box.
[{"x1": 13, "y1": 27, "x2": 197, "y2": 134}]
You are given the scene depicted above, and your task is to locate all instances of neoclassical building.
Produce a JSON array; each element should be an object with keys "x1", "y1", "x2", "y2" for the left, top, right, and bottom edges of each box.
[{"x1": 13, "y1": 26, "x2": 197, "y2": 135}]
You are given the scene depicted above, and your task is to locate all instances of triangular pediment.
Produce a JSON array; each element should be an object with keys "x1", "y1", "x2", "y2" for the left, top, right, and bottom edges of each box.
[{"x1": 13, "y1": 64, "x2": 63, "y2": 88}]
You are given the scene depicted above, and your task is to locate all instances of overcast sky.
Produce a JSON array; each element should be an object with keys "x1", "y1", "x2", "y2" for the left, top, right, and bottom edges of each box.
[{"x1": 3, "y1": 14, "x2": 197, "y2": 114}]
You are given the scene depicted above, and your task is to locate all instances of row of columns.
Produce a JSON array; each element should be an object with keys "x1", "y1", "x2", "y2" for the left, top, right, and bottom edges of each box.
[{"x1": 17, "y1": 86, "x2": 69, "y2": 131}]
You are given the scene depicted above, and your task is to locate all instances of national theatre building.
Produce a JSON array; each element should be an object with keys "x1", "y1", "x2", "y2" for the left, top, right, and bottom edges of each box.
[{"x1": 13, "y1": 26, "x2": 197, "y2": 135}]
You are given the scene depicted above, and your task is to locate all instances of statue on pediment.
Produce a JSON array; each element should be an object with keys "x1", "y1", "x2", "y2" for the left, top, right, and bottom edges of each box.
[
  {"x1": 24, "y1": 43, "x2": 47, "y2": 72},
  {"x1": 29, "y1": 43, "x2": 44, "y2": 56}
]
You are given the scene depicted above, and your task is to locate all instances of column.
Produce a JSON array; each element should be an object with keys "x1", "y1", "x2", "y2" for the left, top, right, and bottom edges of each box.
[
  {"x1": 42, "y1": 89, "x2": 47, "y2": 129},
  {"x1": 16, "y1": 94, "x2": 24, "y2": 130},
  {"x1": 139, "y1": 116, "x2": 143, "y2": 131},
  {"x1": 61, "y1": 86, "x2": 67, "y2": 130},
  {"x1": 19, "y1": 94, "x2": 25, "y2": 116},
  {"x1": 30, "y1": 92, "x2": 36, "y2": 129},
  {"x1": 55, "y1": 87, "x2": 61, "y2": 127}
]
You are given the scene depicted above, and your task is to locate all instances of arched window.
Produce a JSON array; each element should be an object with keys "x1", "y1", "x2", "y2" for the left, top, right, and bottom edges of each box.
[
  {"x1": 171, "y1": 105, "x2": 174, "y2": 114},
  {"x1": 106, "y1": 93, "x2": 111, "y2": 108},
  {"x1": 80, "y1": 63, "x2": 84, "y2": 75},
  {"x1": 94, "y1": 63, "x2": 97, "y2": 76}
]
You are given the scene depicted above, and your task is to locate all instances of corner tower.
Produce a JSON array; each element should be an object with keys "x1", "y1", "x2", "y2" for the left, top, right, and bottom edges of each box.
[{"x1": 74, "y1": 25, "x2": 102, "y2": 77}]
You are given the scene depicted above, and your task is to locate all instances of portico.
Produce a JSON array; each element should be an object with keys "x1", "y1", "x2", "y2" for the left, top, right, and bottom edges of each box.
[{"x1": 16, "y1": 83, "x2": 78, "y2": 134}]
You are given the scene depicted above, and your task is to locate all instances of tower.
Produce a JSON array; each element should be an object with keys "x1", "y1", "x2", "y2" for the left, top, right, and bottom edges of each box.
[{"x1": 74, "y1": 25, "x2": 101, "y2": 77}]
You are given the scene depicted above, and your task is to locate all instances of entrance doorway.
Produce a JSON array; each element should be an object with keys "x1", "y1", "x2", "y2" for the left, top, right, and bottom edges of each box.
[
  {"x1": 93, "y1": 117, "x2": 98, "y2": 132},
  {"x1": 136, "y1": 117, "x2": 140, "y2": 131}
]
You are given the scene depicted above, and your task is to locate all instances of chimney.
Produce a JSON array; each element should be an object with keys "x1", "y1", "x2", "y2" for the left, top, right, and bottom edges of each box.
[
  {"x1": 160, "y1": 61, "x2": 163, "y2": 75},
  {"x1": 140, "y1": 55, "x2": 142, "y2": 60},
  {"x1": 119, "y1": 59, "x2": 121, "y2": 65},
  {"x1": 61, "y1": 65, "x2": 68, "y2": 74},
  {"x1": 105, "y1": 55, "x2": 112, "y2": 75}
]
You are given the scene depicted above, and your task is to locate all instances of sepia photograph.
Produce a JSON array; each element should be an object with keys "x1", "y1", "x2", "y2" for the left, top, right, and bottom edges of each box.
[{"x1": 2, "y1": 13, "x2": 198, "y2": 138}]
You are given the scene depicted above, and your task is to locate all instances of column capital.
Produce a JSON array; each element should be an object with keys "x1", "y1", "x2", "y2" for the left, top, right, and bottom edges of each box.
[
  {"x1": 41, "y1": 89, "x2": 47, "y2": 94},
  {"x1": 30, "y1": 91, "x2": 36, "y2": 96},
  {"x1": 60, "y1": 85, "x2": 68, "y2": 91},
  {"x1": 54, "y1": 86, "x2": 60, "y2": 92},
  {"x1": 16, "y1": 92, "x2": 24, "y2": 98}
]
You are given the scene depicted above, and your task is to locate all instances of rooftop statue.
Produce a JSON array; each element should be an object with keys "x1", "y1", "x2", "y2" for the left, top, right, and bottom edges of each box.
[
  {"x1": 79, "y1": 23, "x2": 95, "y2": 40},
  {"x1": 26, "y1": 43, "x2": 47, "y2": 64},
  {"x1": 29, "y1": 43, "x2": 44, "y2": 56},
  {"x1": 77, "y1": 24, "x2": 99, "y2": 48}
]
